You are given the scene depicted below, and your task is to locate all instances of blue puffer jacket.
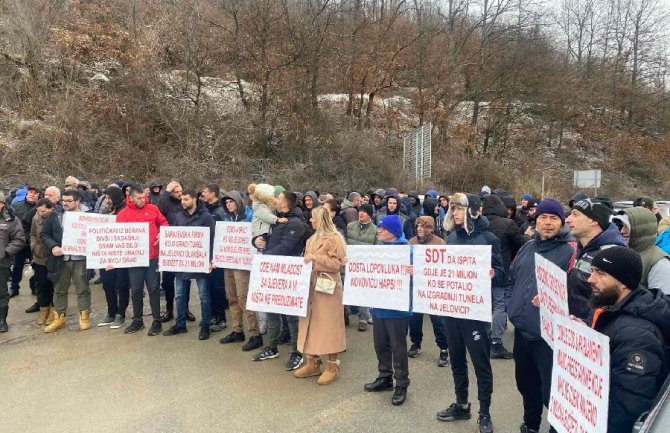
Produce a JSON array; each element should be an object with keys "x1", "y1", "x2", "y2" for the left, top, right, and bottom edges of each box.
[
  {"x1": 506, "y1": 225, "x2": 578, "y2": 341},
  {"x1": 446, "y1": 216, "x2": 506, "y2": 288},
  {"x1": 370, "y1": 236, "x2": 413, "y2": 319}
]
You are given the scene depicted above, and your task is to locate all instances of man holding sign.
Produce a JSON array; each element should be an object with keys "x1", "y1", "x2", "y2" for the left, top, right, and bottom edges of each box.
[
  {"x1": 41, "y1": 190, "x2": 92, "y2": 333},
  {"x1": 506, "y1": 199, "x2": 577, "y2": 433},
  {"x1": 162, "y1": 189, "x2": 215, "y2": 341},
  {"x1": 587, "y1": 247, "x2": 670, "y2": 433}
]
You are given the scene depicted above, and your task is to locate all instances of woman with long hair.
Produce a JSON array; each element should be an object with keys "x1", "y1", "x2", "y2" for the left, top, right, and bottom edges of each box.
[{"x1": 294, "y1": 206, "x2": 347, "y2": 385}]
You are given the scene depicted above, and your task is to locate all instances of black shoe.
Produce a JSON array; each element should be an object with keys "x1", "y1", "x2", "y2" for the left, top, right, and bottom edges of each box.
[
  {"x1": 491, "y1": 342, "x2": 514, "y2": 360},
  {"x1": 147, "y1": 320, "x2": 162, "y2": 336},
  {"x1": 437, "y1": 403, "x2": 472, "y2": 422},
  {"x1": 478, "y1": 414, "x2": 494, "y2": 433},
  {"x1": 199, "y1": 327, "x2": 210, "y2": 340},
  {"x1": 163, "y1": 324, "x2": 187, "y2": 336},
  {"x1": 8, "y1": 290, "x2": 18, "y2": 299},
  {"x1": 364, "y1": 377, "x2": 394, "y2": 392},
  {"x1": 124, "y1": 321, "x2": 145, "y2": 334},
  {"x1": 519, "y1": 423, "x2": 539, "y2": 433},
  {"x1": 408, "y1": 343, "x2": 421, "y2": 358},
  {"x1": 252, "y1": 346, "x2": 279, "y2": 362},
  {"x1": 242, "y1": 335, "x2": 263, "y2": 352},
  {"x1": 391, "y1": 386, "x2": 407, "y2": 406},
  {"x1": 277, "y1": 330, "x2": 290, "y2": 345},
  {"x1": 25, "y1": 302, "x2": 40, "y2": 313},
  {"x1": 93, "y1": 278, "x2": 102, "y2": 285},
  {"x1": 284, "y1": 351, "x2": 303, "y2": 371},
  {"x1": 209, "y1": 316, "x2": 227, "y2": 332},
  {"x1": 220, "y1": 331, "x2": 245, "y2": 344},
  {"x1": 0, "y1": 306, "x2": 8, "y2": 333},
  {"x1": 438, "y1": 349, "x2": 450, "y2": 367},
  {"x1": 185, "y1": 310, "x2": 196, "y2": 322},
  {"x1": 159, "y1": 310, "x2": 173, "y2": 323}
]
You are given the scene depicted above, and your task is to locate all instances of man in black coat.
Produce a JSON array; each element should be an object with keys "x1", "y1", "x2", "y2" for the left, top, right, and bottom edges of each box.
[
  {"x1": 157, "y1": 180, "x2": 184, "y2": 323},
  {"x1": 587, "y1": 247, "x2": 670, "y2": 433},
  {"x1": 9, "y1": 185, "x2": 39, "y2": 299},
  {"x1": 0, "y1": 192, "x2": 26, "y2": 332}
]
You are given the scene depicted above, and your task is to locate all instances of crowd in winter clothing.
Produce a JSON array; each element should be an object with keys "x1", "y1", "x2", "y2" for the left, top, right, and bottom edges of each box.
[{"x1": 2, "y1": 177, "x2": 670, "y2": 433}]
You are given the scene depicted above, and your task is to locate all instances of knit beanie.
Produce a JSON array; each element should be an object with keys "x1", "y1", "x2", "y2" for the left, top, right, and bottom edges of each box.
[
  {"x1": 359, "y1": 204, "x2": 374, "y2": 219},
  {"x1": 536, "y1": 199, "x2": 566, "y2": 224},
  {"x1": 591, "y1": 246, "x2": 642, "y2": 290},
  {"x1": 253, "y1": 183, "x2": 275, "y2": 198},
  {"x1": 273, "y1": 185, "x2": 286, "y2": 198},
  {"x1": 573, "y1": 199, "x2": 612, "y2": 231},
  {"x1": 379, "y1": 214, "x2": 403, "y2": 239}
]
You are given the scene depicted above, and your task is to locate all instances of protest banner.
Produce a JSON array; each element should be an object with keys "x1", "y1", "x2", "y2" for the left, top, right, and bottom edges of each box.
[
  {"x1": 159, "y1": 226, "x2": 210, "y2": 273},
  {"x1": 246, "y1": 255, "x2": 312, "y2": 317},
  {"x1": 86, "y1": 223, "x2": 150, "y2": 269},
  {"x1": 535, "y1": 253, "x2": 569, "y2": 348},
  {"x1": 548, "y1": 316, "x2": 610, "y2": 433},
  {"x1": 412, "y1": 245, "x2": 492, "y2": 322},
  {"x1": 212, "y1": 222, "x2": 254, "y2": 271},
  {"x1": 62, "y1": 212, "x2": 116, "y2": 255},
  {"x1": 343, "y1": 245, "x2": 411, "y2": 311}
]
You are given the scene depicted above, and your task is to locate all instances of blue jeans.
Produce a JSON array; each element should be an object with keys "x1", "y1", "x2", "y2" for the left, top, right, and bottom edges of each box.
[
  {"x1": 175, "y1": 277, "x2": 211, "y2": 329},
  {"x1": 491, "y1": 285, "x2": 507, "y2": 342}
]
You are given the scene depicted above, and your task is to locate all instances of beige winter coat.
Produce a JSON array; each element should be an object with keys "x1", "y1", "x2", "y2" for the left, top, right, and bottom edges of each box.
[{"x1": 297, "y1": 234, "x2": 347, "y2": 355}]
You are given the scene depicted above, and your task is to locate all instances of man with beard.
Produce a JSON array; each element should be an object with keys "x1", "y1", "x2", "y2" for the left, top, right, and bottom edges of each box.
[{"x1": 587, "y1": 247, "x2": 670, "y2": 433}]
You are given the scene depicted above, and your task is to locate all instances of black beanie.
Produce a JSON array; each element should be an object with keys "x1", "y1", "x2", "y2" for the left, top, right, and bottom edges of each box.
[
  {"x1": 573, "y1": 199, "x2": 612, "y2": 231},
  {"x1": 359, "y1": 204, "x2": 374, "y2": 219},
  {"x1": 591, "y1": 246, "x2": 642, "y2": 290}
]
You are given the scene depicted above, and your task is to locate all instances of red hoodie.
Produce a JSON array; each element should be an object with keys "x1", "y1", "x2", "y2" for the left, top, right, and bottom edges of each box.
[{"x1": 116, "y1": 197, "x2": 168, "y2": 260}]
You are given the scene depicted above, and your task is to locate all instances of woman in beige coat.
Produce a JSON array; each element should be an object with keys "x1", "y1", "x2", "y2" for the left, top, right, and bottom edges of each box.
[{"x1": 295, "y1": 207, "x2": 347, "y2": 385}]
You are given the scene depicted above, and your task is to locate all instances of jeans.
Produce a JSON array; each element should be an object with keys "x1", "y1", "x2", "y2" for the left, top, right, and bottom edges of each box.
[
  {"x1": 491, "y1": 285, "x2": 507, "y2": 342},
  {"x1": 34, "y1": 264, "x2": 54, "y2": 308},
  {"x1": 267, "y1": 313, "x2": 298, "y2": 351},
  {"x1": 128, "y1": 259, "x2": 160, "y2": 323},
  {"x1": 162, "y1": 271, "x2": 175, "y2": 311},
  {"x1": 175, "y1": 277, "x2": 211, "y2": 328},
  {"x1": 53, "y1": 260, "x2": 90, "y2": 314},
  {"x1": 10, "y1": 246, "x2": 36, "y2": 293},
  {"x1": 100, "y1": 268, "x2": 130, "y2": 318},
  {"x1": 209, "y1": 267, "x2": 227, "y2": 320}
]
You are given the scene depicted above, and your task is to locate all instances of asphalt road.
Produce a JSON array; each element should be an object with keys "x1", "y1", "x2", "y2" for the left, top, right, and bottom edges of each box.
[{"x1": 0, "y1": 281, "x2": 533, "y2": 433}]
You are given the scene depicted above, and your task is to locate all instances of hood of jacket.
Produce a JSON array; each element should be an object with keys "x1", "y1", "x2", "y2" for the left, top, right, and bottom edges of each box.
[
  {"x1": 482, "y1": 194, "x2": 508, "y2": 219},
  {"x1": 583, "y1": 223, "x2": 627, "y2": 253},
  {"x1": 422, "y1": 197, "x2": 438, "y2": 218},
  {"x1": 398, "y1": 196, "x2": 413, "y2": 216},
  {"x1": 425, "y1": 189, "x2": 438, "y2": 199},
  {"x1": 341, "y1": 198, "x2": 356, "y2": 210},
  {"x1": 148, "y1": 179, "x2": 163, "y2": 189},
  {"x1": 222, "y1": 190, "x2": 246, "y2": 219},
  {"x1": 1, "y1": 205, "x2": 16, "y2": 222},
  {"x1": 408, "y1": 191, "x2": 421, "y2": 206},
  {"x1": 303, "y1": 191, "x2": 318, "y2": 208},
  {"x1": 601, "y1": 288, "x2": 670, "y2": 345},
  {"x1": 624, "y1": 207, "x2": 659, "y2": 252}
]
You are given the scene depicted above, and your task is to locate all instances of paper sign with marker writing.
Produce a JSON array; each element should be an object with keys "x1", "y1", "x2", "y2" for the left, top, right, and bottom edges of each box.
[
  {"x1": 62, "y1": 212, "x2": 116, "y2": 255},
  {"x1": 159, "y1": 226, "x2": 210, "y2": 273},
  {"x1": 412, "y1": 245, "x2": 492, "y2": 322},
  {"x1": 212, "y1": 222, "x2": 254, "y2": 270},
  {"x1": 548, "y1": 316, "x2": 610, "y2": 433},
  {"x1": 247, "y1": 255, "x2": 312, "y2": 317},
  {"x1": 86, "y1": 223, "x2": 150, "y2": 269},
  {"x1": 535, "y1": 253, "x2": 569, "y2": 348},
  {"x1": 343, "y1": 245, "x2": 411, "y2": 311}
]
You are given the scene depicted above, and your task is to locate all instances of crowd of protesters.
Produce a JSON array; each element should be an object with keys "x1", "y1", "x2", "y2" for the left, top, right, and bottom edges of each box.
[{"x1": 1, "y1": 177, "x2": 670, "y2": 433}]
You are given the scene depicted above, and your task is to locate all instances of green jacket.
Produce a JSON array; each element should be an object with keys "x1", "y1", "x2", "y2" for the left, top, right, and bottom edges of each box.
[
  {"x1": 346, "y1": 220, "x2": 377, "y2": 245},
  {"x1": 624, "y1": 207, "x2": 669, "y2": 288}
]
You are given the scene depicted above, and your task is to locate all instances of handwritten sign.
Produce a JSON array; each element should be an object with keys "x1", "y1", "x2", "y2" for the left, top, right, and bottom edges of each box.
[
  {"x1": 535, "y1": 253, "x2": 569, "y2": 348},
  {"x1": 548, "y1": 316, "x2": 610, "y2": 433},
  {"x1": 343, "y1": 245, "x2": 411, "y2": 311},
  {"x1": 247, "y1": 255, "x2": 312, "y2": 317},
  {"x1": 159, "y1": 227, "x2": 210, "y2": 273},
  {"x1": 212, "y1": 222, "x2": 254, "y2": 270},
  {"x1": 86, "y1": 223, "x2": 150, "y2": 269},
  {"x1": 62, "y1": 212, "x2": 116, "y2": 255}
]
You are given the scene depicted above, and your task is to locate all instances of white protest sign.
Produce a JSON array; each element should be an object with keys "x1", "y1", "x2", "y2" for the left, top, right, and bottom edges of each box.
[
  {"x1": 412, "y1": 245, "x2": 492, "y2": 322},
  {"x1": 343, "y1": 245, "x2": 411, "y2": 311},
  {"x1": 86, "y1": 223, "x2": 150, "y2": 269},
  {"x1": 62, "y1": 212, "x2": 116, "y2": 255},
  {"x1": 247, "y1": 255, "x2": 312, "y2": 317},
  {"x1": 535, "y1": 253, "x2": 569, "y2": 348},
  {"x1": 159, "y1": 226, "x2": 210, "y2": 273},
  {"x1": 548, "y1": 316, "x2": 610, "y2": 433},
  {"x1": 212, "y1": 222, "x2": 254, "y2": 271}
]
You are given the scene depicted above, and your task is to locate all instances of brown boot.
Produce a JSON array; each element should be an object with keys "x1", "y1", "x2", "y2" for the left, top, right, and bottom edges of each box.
[
  {"x1": 79, "y1": 310, "x2": 91, "y2": 331},
  {"x1": 45, "y1": 312, "x2": 66, "y2": 333},
  {"x1": 45, "y1": 309, "x2": 55, "y2": 326},
  {"x1": 37, "y1": 307, "x2": 51, "y2": 326},
  {"x1": 317, "y1": 360, "x2": 340, "y2": 385},
  {"x1": 294, "y1": 355, "x2": 322, "y2": 378}
]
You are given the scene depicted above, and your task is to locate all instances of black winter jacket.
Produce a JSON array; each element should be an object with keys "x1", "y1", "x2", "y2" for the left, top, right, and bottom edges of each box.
[
  {"x1": 506, "y1": 225, "x2": 578, "y2": 341},
  {"x1": 591, "y1": 289, "x2": 670, "y2": 433},
  {"x1": 264, "y1": 209, "x2": 306, "y2": 257},
  {"x1": 0, "y1": 206, "x2": 25, "y2": 269},
  {"x1": 567, "y1": 224, "x2": 627, "y2": 320},
  {"x1": 482, "y1": 194, "x2": 527, "y2": 274},
  {"x1": 158, "y1": 191, "x2": 183, "y2": 226},
  {"x1": 173, "y1": 204, "x2": 215, "y2": 280}
]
